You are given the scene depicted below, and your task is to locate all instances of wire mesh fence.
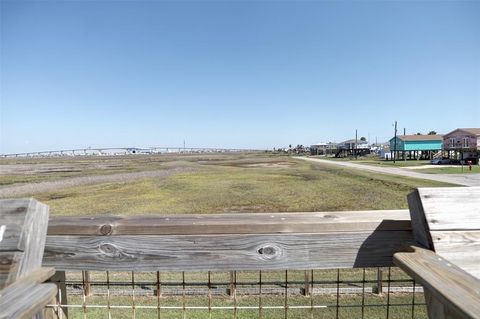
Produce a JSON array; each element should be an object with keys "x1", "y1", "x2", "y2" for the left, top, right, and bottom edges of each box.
[{"x1": 47, "y1": 267, "x2": 427, "y2": 319}]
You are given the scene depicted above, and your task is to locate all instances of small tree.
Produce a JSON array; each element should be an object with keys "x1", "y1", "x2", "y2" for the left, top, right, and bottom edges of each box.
[
  {"x1": 416, "y1": 132, "x2": 422, "y2": 135},
  {"x1": 428, "y1": 130, "x2": 437, "y2": 135},
  {"x1": 360, "y1": 137, "x2": 366, "y2": 141}
]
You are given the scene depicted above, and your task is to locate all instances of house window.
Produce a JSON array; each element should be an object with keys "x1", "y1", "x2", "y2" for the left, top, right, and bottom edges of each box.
[
  {"x1": 463, "y1": 138, "x2": 469, "y2": 148},
  {"x1": 449, "y1": 138, "x2": 455, "y2": 148}
]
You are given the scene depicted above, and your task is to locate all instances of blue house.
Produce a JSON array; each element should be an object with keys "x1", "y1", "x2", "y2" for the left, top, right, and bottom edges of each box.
[{"x1": 389, "y1": 134, "x2": 443, "y2": 160}]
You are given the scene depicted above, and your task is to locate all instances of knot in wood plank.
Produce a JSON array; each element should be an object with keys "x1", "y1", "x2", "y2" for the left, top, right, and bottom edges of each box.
[
  {"x1": 99, "y1": 224, "x2": 113, "y2": 236},
  {"x1": 98, "y1": 242, "x2": 134, "y2": 260},
  {"x1": 257, "y1": 244, "x2": 281, "y2": 260}
]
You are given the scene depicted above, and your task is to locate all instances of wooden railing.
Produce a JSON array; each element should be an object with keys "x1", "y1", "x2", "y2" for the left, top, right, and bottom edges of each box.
[
  {"x1": 0, "y1": 268, "x2": 57, "y2": 319},
  {"x1": 0, "y1": 199, "x2": 54, "y2": 319},
  {"x1": 1, "y1": 186, "x2": 480, "y2": 318},
  {"x1": 394, "y1": 246, "x2": 480, "y2": 319},
  {"x1": 44, "y1": 209, "x2": 412, "y2": 271}
]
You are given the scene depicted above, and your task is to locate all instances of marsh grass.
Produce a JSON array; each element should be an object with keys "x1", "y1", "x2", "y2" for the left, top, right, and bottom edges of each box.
[{"x1": 18, "y1": 155, "x2": 452, "y2": 215}]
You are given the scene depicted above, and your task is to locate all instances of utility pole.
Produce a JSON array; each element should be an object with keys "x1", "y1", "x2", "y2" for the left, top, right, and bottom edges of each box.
[
  {"x1": 393, "y1": 121, "x2": 398, "y2": 164},
  {"x1": 355, "y1": 129, "x2": 358, "y2": 159},
  {"x1": 404, "y1": 128, "x2": 406, "y2": 136}
]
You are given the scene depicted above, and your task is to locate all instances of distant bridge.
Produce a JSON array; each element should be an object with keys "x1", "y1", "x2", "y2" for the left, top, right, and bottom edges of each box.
[{"x1": 0, "y1": 147, "x2": 266, "y2": 158}]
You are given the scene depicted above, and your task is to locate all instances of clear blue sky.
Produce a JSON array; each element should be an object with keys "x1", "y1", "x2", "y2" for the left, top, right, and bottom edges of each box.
[{"x1": 1, "y1": 0, "x2": 479, "y2": 153}]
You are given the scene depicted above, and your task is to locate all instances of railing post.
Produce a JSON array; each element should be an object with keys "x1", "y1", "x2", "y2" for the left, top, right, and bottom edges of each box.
[
  {"x1": 228, "y1": 271, "x2": 237, "y2": 297},
  {"x1": 303, "y1": 270, "x2": 311, "y2": 297},
  {"x1": 0, "y1": 199, "x2": 54, "y2": 318},
  {"x1": 376, "y1": 268, "x2": 383, "y2": 295},
  {"x1": 48, "y1": 271, "x2": 69, "y2": 319},
  {"x1": 82, "y1": 271, "x2": 92, "y2": 297}
]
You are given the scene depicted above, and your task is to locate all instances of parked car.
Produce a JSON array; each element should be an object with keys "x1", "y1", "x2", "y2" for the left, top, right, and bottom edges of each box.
[{"x1": 430, "y1": 158, "x2": 452, "y2": 165}]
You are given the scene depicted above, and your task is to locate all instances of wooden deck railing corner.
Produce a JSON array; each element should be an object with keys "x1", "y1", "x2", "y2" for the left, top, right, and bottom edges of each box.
[{"x1": 1, "y1": 186, "x2": 480, "y2": 318}]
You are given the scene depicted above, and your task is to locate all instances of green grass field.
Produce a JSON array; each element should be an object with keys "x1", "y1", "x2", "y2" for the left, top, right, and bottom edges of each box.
[{"x1": 0, "y1": 153, "x2": 452, "y2": 215}]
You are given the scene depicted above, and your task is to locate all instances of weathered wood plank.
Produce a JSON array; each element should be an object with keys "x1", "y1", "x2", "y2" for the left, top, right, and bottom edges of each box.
[
  {"x1": 43, "y1": 231, "x2": 413, "y2": 271},
  {"x1": 0, "y1": 199, "x2": 33, "y2": 251},
  {"x1": 47, "y1": 209, "x2": 411, "y2": 235},
  {"x1": 0, "y1": 252, "x2": 23, "y2": 288},
  {"x1": 407, "y1": 189, "x2": 433, "y2": 249},
  {"x1": 394, "y1": 246, "x2": 480, "y2": 319},
  {"x1": 0, "y1": 283, "x2": 57, "y2": 319},
  {"x1": 0, "y1": 199, "x2": 50, "y2": 287},
  {"x1": 19, "y1": 200, "x2": 50, "y2": 277},
  {"x1": 2, "y1": 267, "x2": 55, "y2": 289},
  {"x1": 427, "y1": 231, "x2": 480, "y2": 278},
  {"x1": 414, "y1": 187, "x2": 480, "y2": 231},
  {"x1": 408, "y1": 187, "x2": 480, "y2": 279},
  {"x1": 1, "y1": 199, "x2": 53, "y2": 319},
  {"x1": 45, "y1": 209, "x2": 413, "y2": 271},
  {"x1": 424, "y1": 289, "x2": 466, "y2": 319}
]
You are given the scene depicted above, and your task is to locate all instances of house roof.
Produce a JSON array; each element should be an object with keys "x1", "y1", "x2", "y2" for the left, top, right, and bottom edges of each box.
[
  {"x1": 445, "y1": 128, "x2": 480, "y2": 136},
  {"x1": 341, "y1": 139, "x2": 368, "y2": 144},
  {"x1": 311, "y1": 142, "x2": 337, "y2": 147},
  {"x1": 395, "y1": 134, "x2": 443, "y2": 142}
]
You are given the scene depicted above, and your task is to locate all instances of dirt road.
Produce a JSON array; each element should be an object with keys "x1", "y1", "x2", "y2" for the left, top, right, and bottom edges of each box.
[{"x1": 297, "y1": 157, "x2": 480, "y2": 187}]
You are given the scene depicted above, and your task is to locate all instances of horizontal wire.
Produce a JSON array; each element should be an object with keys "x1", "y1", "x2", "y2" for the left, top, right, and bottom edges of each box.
[
  {"x1": 59, "y1": 279, "x2": 416, "y2": 286},
  {"x1": 47, "y1": 303, "x2": 425, "y2": 310}
]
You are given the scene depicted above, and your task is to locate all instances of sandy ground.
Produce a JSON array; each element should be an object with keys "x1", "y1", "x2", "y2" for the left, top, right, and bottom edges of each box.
[
  {"x1": 0, "y1": 166, "x2": 194, "y2": 198},
  {"x1": 297, "y1": 157, "x2": 480, "y2": 187}
]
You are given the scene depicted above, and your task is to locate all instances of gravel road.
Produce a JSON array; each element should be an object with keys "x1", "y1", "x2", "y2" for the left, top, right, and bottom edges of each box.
[{"x1": 297, "y1": 157, "x2": 480, "y2": 187}]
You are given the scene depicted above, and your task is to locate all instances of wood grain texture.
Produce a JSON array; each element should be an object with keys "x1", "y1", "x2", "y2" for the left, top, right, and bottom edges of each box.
[
  {"x1": 0, "y1": 252, "x2": 23, "y2": 289},
  {"x1": 407, "y1": 189, "x2": 433, "y2": 249},
  {"x1": 0, "y1": 199, "x2": 53, "y2": 319},
  {"x1": 427, "y1": 231, "x2": 480, "y2": 278},
  {"x1": 0, "y1": 282, "x2": 57, "y2": 319},
  {"x1": 408, "y1": 187, "x2": 480, "y2": 279},
  {"x1": 0, "y1": 199, "x2": 50, "y2": 286},
  {"x1": 394, "y1": 246, "x2": 480, "y2": 319},
  {"x1": 45, "y1": 209, "x2": 413, "y2": 271},
  {"x1": 43, "y1": 230, "x2": 413, "y2": 271},
  {"x1": 424, "y1": 289, "x2": 466, "y2": 319},
  {"x1": 48, "y1": 210, "x2": 411, "y2": 235},
  {"x1": 415, "y1": 187, "x2": 480, "y2": 231},
  {"x1": 0, "y1": 199, "x2": 32, "y2": 251},
  {"x1": 18, "y1": 200, "x2": 50, "y2": 277},
  {"x1": 2, "y1": 267, "x2": 55, "y2": 289}
]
